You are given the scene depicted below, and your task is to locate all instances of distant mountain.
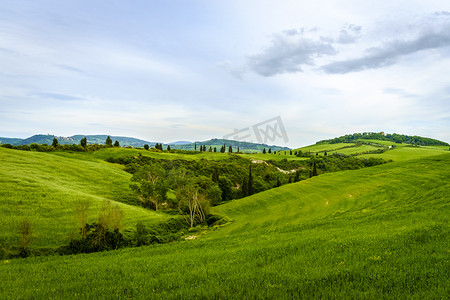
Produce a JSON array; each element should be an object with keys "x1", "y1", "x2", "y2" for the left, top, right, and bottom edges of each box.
[
  {"x1": 0, "y1": 137, "x2": 23, "y2": 145},
  {"x1": 0, "y1": 134, "x2": 156, "y2": 147},
  {"x1": 170, "y1": 138, "x2": 290, "y2": 152},
  {"x1": 0, "y1": 135, "x2": 290, "y2": 152}
]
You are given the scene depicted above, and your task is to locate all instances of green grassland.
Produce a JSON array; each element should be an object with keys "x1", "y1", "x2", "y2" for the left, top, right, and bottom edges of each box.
[
  {"x1": 1, "y1": 143, "x2": 449, "y2": 298},
  {"x1": 0, "y1": 147, "x2": 169, "y2": 250}
]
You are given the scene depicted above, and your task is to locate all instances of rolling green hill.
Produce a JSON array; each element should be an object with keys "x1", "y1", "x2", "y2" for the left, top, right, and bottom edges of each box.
[
  {"x1": 0, "y1": 143, "x2": 448, "y2": 298},
  {"x1": 0, "y1": 147, "x2": 170, "y2": 250}
]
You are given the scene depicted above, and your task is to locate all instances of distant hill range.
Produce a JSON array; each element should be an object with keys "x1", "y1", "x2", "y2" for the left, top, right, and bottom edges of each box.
[
  {"x1": 0, "y1": 135, "x2": 290, "y2": 152},
  {"x1": 0, "y1": 134, "x2": 156, "y2": 148},
  {"x1": 317, "y1": 132, "x2": 449, "y2": 146}
]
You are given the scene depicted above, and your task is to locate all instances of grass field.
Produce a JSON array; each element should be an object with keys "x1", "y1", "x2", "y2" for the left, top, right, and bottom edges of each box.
[
  {"x1": 1, "y1": 145, "x2": 448, "y2": 298},
  {"x1": 0, "y1": 147, "x2": 170, "y2": 250}
]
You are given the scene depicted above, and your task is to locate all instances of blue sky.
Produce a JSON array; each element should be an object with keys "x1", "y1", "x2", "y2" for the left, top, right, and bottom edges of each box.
[{"x1": 1, "y1": 0, "x2": 449, "y2": 147}]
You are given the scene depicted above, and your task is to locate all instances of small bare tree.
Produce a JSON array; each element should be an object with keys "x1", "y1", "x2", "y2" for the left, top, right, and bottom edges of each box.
[
  {"x1": 178, "y1": 184, "x2": 209, "y2": 228},
  {"x1": 75, "y1": 199, "x2": 90, "y2": 238},
  {"x1": 19, "y1": 219, "x2": 33, "y2": 256}
]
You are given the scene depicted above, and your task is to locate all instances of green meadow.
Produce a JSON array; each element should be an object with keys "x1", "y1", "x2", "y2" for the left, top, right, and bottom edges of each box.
[
  {"x1": 0, "y1": 141, "x2": 449, "y2": 298},
  {"x1": 0, "y1": 147, "x2": 169, "y2": 250}
]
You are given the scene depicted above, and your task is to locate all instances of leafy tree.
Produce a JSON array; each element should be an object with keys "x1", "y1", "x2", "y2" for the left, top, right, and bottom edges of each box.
[
  {"x1": 52, "y1": 137, "x2": 59, "y2": 148},
  {"x1": 276, "y1": 177, "x2": 282, "y2": 187},
  {"x1": 207, "y1": 184, "x2": 222, "y2": 206},
  {"x1": 208, "y1": 146, "x2": 212, "y2": 152},
  {"x1": 130, "y1": 164, "x2": 166, "y2": 210},
  {"x1": 263, "y1": 148, "x2": 266, "y2": 154},
  {"x1": 144, "y1": 144, "x2": 149, "y2": 150},
  {"x1": 114, "y1": 140, "x2": 120, "y2": 147},
  {"x1": 167, "y1": 145, "x2": 171, "y2": 151},
  {"x1": 105, "y1": 136, "x2": 113, "y2": 147},
  {"x1": 218, "y1": 176, "x2": 233, "y2": 202},
  {"x1": 268, "y1": 148, "x2": 272, "y2": 154},
  {"x1": 81, "y1": 137, "x2": 87, "y2": 147}
]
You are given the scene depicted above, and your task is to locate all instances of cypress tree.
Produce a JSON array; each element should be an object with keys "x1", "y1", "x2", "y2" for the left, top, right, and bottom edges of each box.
[
  {"x1": 312, "y1": 161, "x2": 318, "y2": 177},
  {"x1": 105, "y1": 136, "x2": 113, "y2": 147},
  {"x1": 228, "y1": 145, "x2": 232, "y2": 153},
  {"x1": 52, "y1": 137, "x2": 59, "y2": 148},
  {"x1": 268, "y1": 148, "x2": 272, "y2": 154},
  {"x1": 294, "y1": 170, "x2": 300, "y2": 183},
  {"x1": 167, "y1": 145, "x2": 171, "y2": 151},
  {"x1": 114, "y1": 140, "x2": 120, "y2": 147},
  {"x1": 212, "y1": 168, "x2": 219, "y2": 183},
  {"x1": 263, "y1": 148, "x2": 266, "y2": 154},
  {"x1": 248, "y1": 165, "x2": 254, "y2": 196},
  {"x1": 214, "y1": 147, "x2": 217, "y2": 152},
  {"x1": 80, "y1": 137, "x2": 87, "y2": 147},
  {"x1": 242, "y1": 176, "x2": 248, "y2": 197}
]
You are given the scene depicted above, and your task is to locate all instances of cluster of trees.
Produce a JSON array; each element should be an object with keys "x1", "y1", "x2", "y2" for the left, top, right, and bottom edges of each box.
[
  {"x1": 317, "y1": 132, "x2": 449, "y2": 146},
  {"x1": 1, "y1": 136, "x2": 121, "y2": 152},
  {"x1": 107, "y1": 155, "x2": 290, "y2": 211},
  {"x1": 107, "y1": 153, "x2": 390, "y2": 227}
]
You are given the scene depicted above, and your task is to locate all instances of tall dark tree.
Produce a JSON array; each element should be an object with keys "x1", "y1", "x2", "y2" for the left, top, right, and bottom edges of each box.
[
  {"x1": 312, "y1": 161, "x2": 318, "y2": 177},
  {"x1": 237, "y1": 147, "x2": 240, "y2": 153},
  {"x1": 105, "y1": 136, "x2": 113, "y2": 147},
  {"x1": 52, "y1": 138, "x2": 59, "y2": 148},
  {"x1": 212, "y1": 168, "x2": 219, "y2": 183},
  {"x1": 241, "y1": 176, "x2": 248, "y2": 197},
  {"x1": 144, "y1": 144, "x2": 149, "y2": 150},
  {"x1": 294, "y1": 170, "x2": 300, "y2": 183},
  {"x1": 228, "y1": 145, "x2": 233, "y2": 153},
  {"x1": 114, "y1": 140, "x2": 120, "y2": 147},
  {"x1": 213, "y1": 147, "x2": 217, "y2": 152},
  {"x1": 268, "y1": 148, "x2": 272, "y2": 154},
  {"x1": 262, "y1": 148, "x2": 266, "y2": 154},
  {"x1": 167, "y1": 145, "x2": 171, "y2": 151},
  {"x1": 80, "y1": 137, "x2": 87, "y2": 147},
  {"x1": 290, "y1": 150, "x2": 292, "y2": 155},
  {"x1": 208, "y1": 146, "x2": 212, "y2": 152},
  {"x1": 203, "y1": 145, "x2": 207, "y2": 152},
  {"x1": 248, "y1": 165, "x2": 254, "y2": 196},
  {"x1": 194, "y1": 143, "x2": 197, "y2": 151}
]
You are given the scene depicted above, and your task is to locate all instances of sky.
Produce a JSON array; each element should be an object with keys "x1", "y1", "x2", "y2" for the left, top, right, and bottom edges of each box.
[{"x1": 1, "y1": 0, "x2": 450, "y2": 147}]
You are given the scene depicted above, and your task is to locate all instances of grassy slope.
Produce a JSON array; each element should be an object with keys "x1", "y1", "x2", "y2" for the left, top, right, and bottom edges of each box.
[
  {"x1": 0, "y1": 148, "x2": 169, "y2": 249},
  {"x1": 1, "y1": 152, "x2": 448, "y2": 298}
]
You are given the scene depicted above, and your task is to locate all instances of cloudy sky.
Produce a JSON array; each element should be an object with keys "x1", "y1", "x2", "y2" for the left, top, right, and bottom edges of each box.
[{"x1": 1, "y1": 0, "x2": 449, "y2": 147}]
